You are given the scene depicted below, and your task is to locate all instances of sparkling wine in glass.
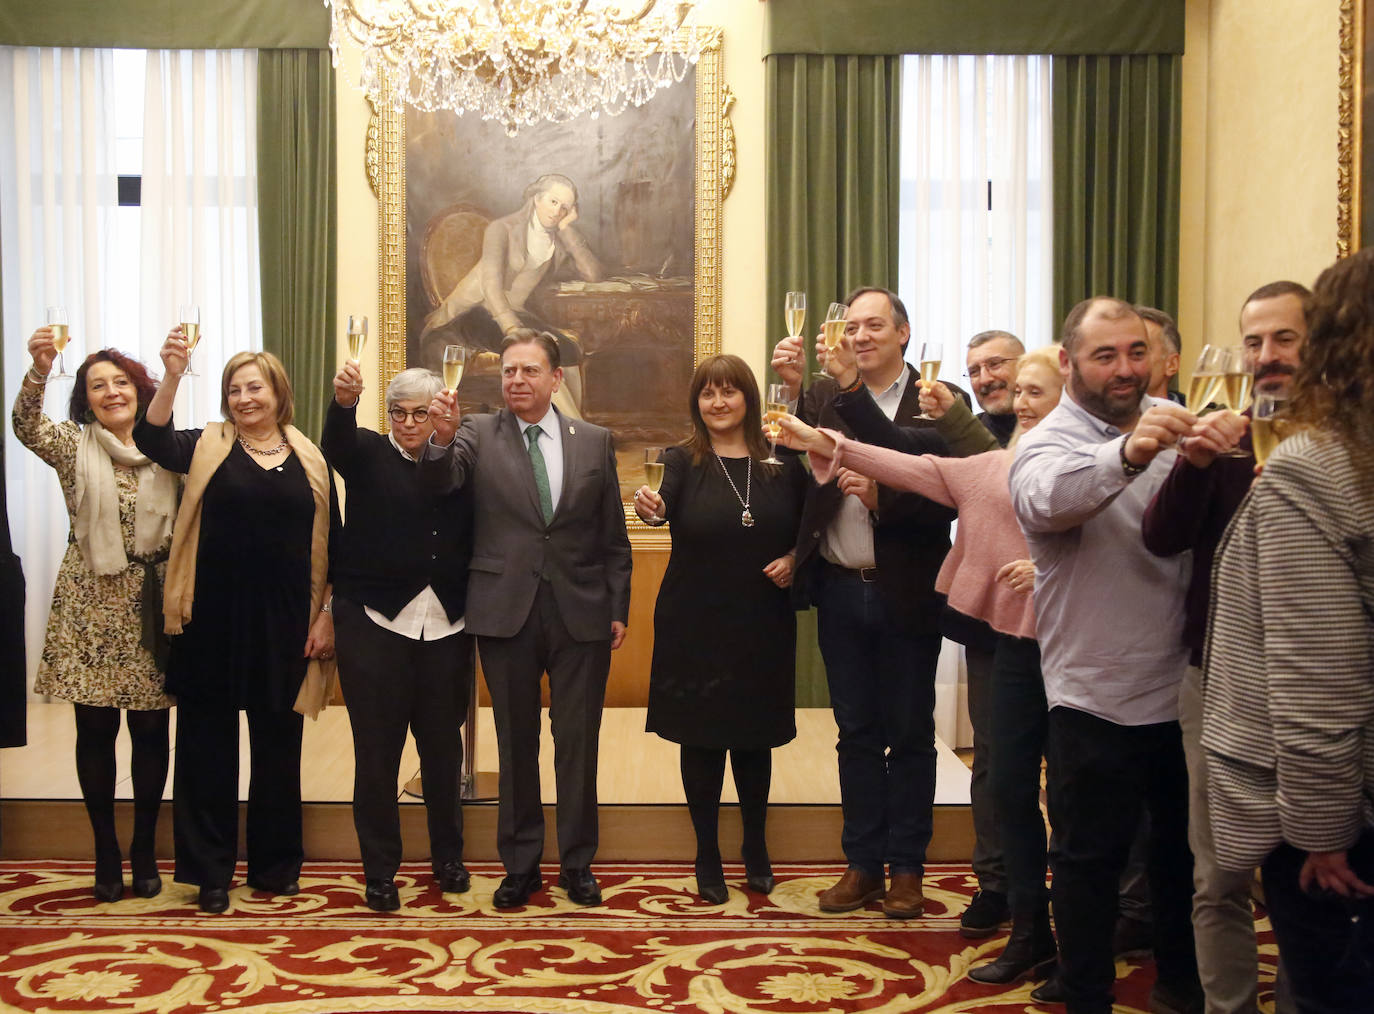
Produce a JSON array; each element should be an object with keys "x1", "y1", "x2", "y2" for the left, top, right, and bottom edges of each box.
[
  {"x1": 764, "y1": 382, "x2": 789, "y2": 465},
  {"x1": 916, "y1": 341, "x2": 944, "y2": 419},
  {"x1": 643, "y1": 446, "x2": 665, "y2": 494},
  {"x1": 1218, "y1": 346, "x2": 1255, "y2": 457},
  {"x1": 1250, "y1": 392, "x2": 1287, "y2": 466},
  {"x1": 442, "y1": 344, "x2": 466, "y2": 393},
  {"x1": 347, "y1": 315, "x2": 368, "y2": 363},
  {"x1": 1186, "y1": 345, "x2": 1225, "y2": 413},
  {"x1": 179, "y1": 304, "x2": 201, "y2": 377},
  {"x1": 818, "y1": 302, "x2": 848, "y2": 381},
  {"x1": 785, "y1": 291, "x2": 807, "y2": 339},
  {"x1": 46, "y1": 306, "x2": 71, "y2": 378}
]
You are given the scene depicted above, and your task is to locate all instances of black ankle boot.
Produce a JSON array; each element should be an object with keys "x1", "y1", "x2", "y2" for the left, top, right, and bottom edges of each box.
[{"x1": 968, "y1": 908, "x2": 1057, "y2": 985}]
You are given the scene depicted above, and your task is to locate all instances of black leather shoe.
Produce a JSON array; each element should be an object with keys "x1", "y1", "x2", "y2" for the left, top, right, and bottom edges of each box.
[
  {"x1": 365, "y1": 879, "x2": 401, "y2": 912},
  {"x1": 695, "y1": 858, "x2": 728, "y2": 904},
  {"x1": 558, "y1": 867, "x2": 602, "y2": 906},
  {"x1": 247, "y1": 877, "x2": 300, "y2": 896},
  {"x1": 92, "y1": 879, "x2": 124, "y2": 903},
  {"x1": 1030, "y1": 969, "x2": 1065, "y2": 1004},
  {"x1": 745, "y1": 871, "x2": 776, "y2": 894},
  {"x1": 436, "y1": 860, "x2": 470, "y2": 894},
  {"x1": 741, "y1": 840, "x2": 774, "y2": 895},
  {"x1": 960, "y1": 888, "x2": 1010, "y2": 939},
  {"x1": 968, "y1": 908, "x2": 1056, "y2": 985},
  {"x1": 131, "y1": 876, "x2": 163, "y2": 899},
  {"x1": 493, "y1": 870, "x2": 543, "y2": 909},
  {"x1": 198, "y1": 887, "x2": 230, "y2": 914}
]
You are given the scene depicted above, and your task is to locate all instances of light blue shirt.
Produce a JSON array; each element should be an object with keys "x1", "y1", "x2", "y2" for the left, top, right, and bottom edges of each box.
[
  {"x1": 518, "y1": 405, "x2": 564, "y2": 513},
  {"x1": 1008, "y1": 390, "x2": 1191, "y2": 726}
]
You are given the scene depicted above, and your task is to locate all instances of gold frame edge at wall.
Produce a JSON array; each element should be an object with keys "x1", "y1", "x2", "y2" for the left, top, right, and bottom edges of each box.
[
  {"x1": 369, "y1": 29, "x2": 732, "y2": 533},
  {"x1": 1338, "y1": 0, "x2": 1362, "y2": 257}
]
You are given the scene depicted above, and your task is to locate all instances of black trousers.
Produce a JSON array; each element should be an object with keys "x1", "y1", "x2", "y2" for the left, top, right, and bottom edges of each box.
[
  {"x1": 334, "y1": 598, "x2": 471, "y2": 882},
  {"x1": 172, "y1": 699, "x2": 303, "y2": 890},
  {"x1": 477, "y1": 580, "x2": 610, "y2": 875},
  {"x1": 1046, "y1": 705, "x2": 1199, "y2": 1014}
]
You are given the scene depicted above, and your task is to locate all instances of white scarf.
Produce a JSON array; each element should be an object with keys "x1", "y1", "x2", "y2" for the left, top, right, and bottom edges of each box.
[{"x1": 73, "y1": 421, "x2": 178, "y2": 575}]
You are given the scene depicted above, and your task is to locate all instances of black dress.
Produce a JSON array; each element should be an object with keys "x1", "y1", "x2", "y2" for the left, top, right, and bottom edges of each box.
[
  {"x1": 646, "y1": 446, "x2": 808, "y2": 749},
  {"x1": 135, "y1": 422, "x2": 315, "y2": 711}
]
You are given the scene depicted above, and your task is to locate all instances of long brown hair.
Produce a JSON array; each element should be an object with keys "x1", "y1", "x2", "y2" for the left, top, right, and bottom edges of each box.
[
  {"x1": 1287, "y1": 250, "x2": 1374, "y2": 444},
  {"x1": 681, "y1": 354, "x2": 772, "y2": 465}
]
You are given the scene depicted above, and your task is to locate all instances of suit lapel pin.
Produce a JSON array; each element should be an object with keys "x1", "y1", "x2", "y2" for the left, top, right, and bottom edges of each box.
[{"x1": 568, "y1": 425, "x2": 576, "y2": 434}]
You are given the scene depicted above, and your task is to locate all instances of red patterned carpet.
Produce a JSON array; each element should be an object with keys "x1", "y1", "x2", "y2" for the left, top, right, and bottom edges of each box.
[{"x1": 0, "y1": 861, "x2": 1279, "y2": 1013}]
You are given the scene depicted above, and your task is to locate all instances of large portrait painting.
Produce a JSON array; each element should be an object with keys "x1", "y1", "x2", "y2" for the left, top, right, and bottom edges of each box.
[{"x1": 370, "y1": 29, "x2": 730, "y2": 510}]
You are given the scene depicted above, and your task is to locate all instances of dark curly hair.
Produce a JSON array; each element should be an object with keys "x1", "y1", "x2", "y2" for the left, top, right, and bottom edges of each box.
[
  {"x1": 1287, "y1": 249, "x2": 1374, "y2": 444},
  {"x1": 68, "y1": 349, "x2": 159, "y2": 425}
]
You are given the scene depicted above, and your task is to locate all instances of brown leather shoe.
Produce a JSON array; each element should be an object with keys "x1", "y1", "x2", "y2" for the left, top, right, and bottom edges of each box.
[
  {"x1": 883, "y1": 872, "x2": 925, "y2": 919},
  {"x1": 817, "y1": 868, "x2": 885, "y2": 912}
]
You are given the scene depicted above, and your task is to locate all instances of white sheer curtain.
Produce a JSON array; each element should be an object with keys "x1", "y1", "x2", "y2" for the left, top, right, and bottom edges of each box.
[
  {"x1": 0, "y1": 47, "x2": 118, "y2": 688},
  {"x1": 897, "y1": 54, "x2": 1052, "y2": 747},
  {"x1": 140, "y1": 49, "x2": 261, "y2": 426}
]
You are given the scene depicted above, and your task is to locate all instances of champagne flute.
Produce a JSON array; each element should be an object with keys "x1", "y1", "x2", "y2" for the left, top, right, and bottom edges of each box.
[
  {"x1": 643, "y1": 447, "x2": 666, "y2": 494},
  {"x1": 1250, "y1": 392, "x2": 1287, "y2": 466},
  {"x1": 1185, "y1": 344, "x2": 1225, "y2": 413},
  {"x1": 785, "y1": 290, "x2": 807, "y2": 342},
  {"x1": 347, "y1": 314, "x2": 368, "y2": 363},
  {"x1": 1218, "y1": 346, "x2": 1254, "y2": 457},
  {"x1": 179, "y1": 304, "x2": 202, "y2": 377},
  {"x1": 818, "y1": 302, "x2": 848, "y2": 381},
  {"x1": 764, "y1": 382, "x2": 789, "y2": 465},
  {"x1": 46, "y1": 306, "x2": 71, "y2": 378},
  {"x1": 915, "y1": 340, "x2": 944, "y2": 420},
  {"x1": 442, "y1": 344, "x2": 467, "y2": 394}
]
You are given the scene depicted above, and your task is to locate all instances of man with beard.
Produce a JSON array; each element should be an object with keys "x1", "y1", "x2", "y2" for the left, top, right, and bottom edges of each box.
[
  {"x1": 1141, "y1": 281, "x2": 1308, "y2": 1014},
  {"x1": 965, "y1": 330, "x2": 1025, "y2": 447},
  {"x1": 1009, "y1": 296, "x2": 1236, "y2": 1014}
]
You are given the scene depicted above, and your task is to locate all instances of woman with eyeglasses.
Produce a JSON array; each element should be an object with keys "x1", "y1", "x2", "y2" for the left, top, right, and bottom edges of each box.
[{"x1": 321, "y1": 362, "x2": 475, "y2": 912}]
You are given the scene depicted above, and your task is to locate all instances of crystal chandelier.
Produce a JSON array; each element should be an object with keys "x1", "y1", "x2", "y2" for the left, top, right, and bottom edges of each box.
[{"x1": 325, "y1": 0, "x2": 703, "y2": 135}]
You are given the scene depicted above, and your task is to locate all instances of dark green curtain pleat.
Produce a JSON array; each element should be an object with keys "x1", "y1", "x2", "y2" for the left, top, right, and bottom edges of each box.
[
  {"x1": 1051, "y1": 54, "x2": 1182, "y2": 330},
  {"x1": 257, "y1": 49, "x2": 336, "y2": 442},
  {"x1": 765, "y1": 53, "x2": 901, "y2": 708},
  {"x1": 0, "y1": 0, "x2": 330, "y2": 49}
]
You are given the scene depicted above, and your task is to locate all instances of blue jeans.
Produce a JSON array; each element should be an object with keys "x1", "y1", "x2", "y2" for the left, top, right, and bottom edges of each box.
[
  {"x1": 815, "y1": 563, "x2": 939, "y2": 877},
  {"x1": 1261, "y1": 830, "x2": 1374, "y2": 1013}
]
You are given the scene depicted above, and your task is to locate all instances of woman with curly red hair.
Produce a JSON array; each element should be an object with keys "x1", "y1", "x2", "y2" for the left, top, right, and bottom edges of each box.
[{"x1": 13, "y1": 331, "x2": 177, "y2": 903}]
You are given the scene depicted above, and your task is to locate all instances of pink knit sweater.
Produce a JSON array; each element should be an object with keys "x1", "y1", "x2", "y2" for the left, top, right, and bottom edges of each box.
[{"x1": 811, "y1": 435, "x2": 1036, "y2": 639}]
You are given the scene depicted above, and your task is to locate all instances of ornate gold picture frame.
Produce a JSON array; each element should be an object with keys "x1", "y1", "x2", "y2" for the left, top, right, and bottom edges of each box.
[
  {"x1": 368, "y1": 29, "x2": 732, "y2": 523},
  {"x1": 1339, "y1": 0, "x2": 1367, "y2": 255}
]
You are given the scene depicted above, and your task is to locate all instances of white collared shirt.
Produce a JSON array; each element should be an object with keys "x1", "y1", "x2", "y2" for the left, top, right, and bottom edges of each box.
[
  {"x1": 821, "y1": 365, "x2": 911, "y2": 570},
  {"x1": 526, "y1": 211, "x2": 555, "y2": 270},
  {"x1": 362, "y1": 431, "x2": 466, "y2": 641},
  {"x1": 518, "y1": 405, "x2": 564, "y2": 513}
]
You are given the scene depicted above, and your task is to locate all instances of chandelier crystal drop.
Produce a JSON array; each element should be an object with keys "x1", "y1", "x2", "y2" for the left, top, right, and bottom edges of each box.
[{"x1": 325, "y1": 0, "x2": 703, "y2": 135}]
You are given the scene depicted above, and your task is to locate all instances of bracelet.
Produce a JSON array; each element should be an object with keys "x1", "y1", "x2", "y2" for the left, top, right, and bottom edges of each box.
[
  {"x1": 1119, "y1": 439, "x2": 1148, "y2": 478},
  {"x1": 838, "y1": 374, "x2": 864, "y2": 395},
  {"x1": 321, "y1": 597, "x2": 333, "y2": 614},
  {"x1": 26, "y1": 366, "x2": 50, "y2": 385}
]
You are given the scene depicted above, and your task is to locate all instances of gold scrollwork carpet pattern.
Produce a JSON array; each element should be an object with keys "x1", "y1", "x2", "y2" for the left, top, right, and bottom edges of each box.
[{"x1": 0, "y1": 861, "x2": 1278, "y2": 1013}]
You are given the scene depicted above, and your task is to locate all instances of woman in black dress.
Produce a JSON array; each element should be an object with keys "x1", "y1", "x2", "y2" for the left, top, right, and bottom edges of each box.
[
  {"x1": 136, "y1": 335, "x2": 337, "y2": 914},
  {"x1": 633, "y1": 355, "x2": 807, "y2": 904}
]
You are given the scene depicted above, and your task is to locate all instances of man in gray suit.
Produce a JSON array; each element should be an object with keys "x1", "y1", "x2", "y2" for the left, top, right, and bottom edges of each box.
[{"x1": 422, "y1": 330, "x2": 633, "y2": 908}]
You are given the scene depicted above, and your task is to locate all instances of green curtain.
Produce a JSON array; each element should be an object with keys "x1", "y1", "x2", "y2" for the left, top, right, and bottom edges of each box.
[
  {"x1": 765, "y1": 53, "x2": 901, "y2": 707},
  {"x1": 762, "y1": 0, "x2": 1184, "y2": 57},
  {"x1": 257, "y1": 49, "x2": 337, "y2": 442},
  {"x1": 0, "y1": 0, "x2": 329, "y2": 49},
  {"x1": 1051, "y1": 54, "x2": 1182, "y2": 329}
]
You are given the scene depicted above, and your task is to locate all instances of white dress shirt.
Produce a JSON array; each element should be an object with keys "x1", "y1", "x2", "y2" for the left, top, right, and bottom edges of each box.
[
  {"x1": 363, "y1": 432, "x2": 466, "y2": 641},
  {"x1": 526, "y1": 212, "x2": 555, "y2": 270},
  {"x1": 518, "y1": 405, "x2": 564, "y2": 514}
]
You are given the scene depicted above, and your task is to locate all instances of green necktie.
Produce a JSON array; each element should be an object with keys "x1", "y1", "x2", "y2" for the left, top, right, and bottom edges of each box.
[{"x1": 526, "y1": 424, "x2": 554, "y2": 524}]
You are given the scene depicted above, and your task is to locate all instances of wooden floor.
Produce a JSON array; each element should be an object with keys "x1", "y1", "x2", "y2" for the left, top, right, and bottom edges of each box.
[{"x1": 0, "y1": 702, "x2": 974, "y2": 863}]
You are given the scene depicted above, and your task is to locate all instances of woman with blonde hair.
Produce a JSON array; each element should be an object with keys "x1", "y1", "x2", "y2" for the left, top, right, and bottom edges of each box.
[
  {"x1": 14, "y1": 332, "x2": 177, "y2": 902},
  {"x1": 776, "y1": 346, "x2": 1067, "y2": 985},
  {"x1": 135, "y1": 334, "x2": 338, "y2": 914}
]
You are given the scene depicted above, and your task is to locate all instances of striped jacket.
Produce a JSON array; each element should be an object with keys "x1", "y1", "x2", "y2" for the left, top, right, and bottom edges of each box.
[{"x1": 1202, "y1": 428, "x2": 1374, "y2": 871}]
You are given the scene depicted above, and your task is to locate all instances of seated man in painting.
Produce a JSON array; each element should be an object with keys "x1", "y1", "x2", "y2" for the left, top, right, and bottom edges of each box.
[{"x1": 419, "y1": 172, "x2": 603, "y2": 416}]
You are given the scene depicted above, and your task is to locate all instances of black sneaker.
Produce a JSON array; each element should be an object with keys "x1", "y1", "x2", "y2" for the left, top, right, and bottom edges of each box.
[{"x1": 959, "y1": 888, "x2": 1010, "y2": 939}]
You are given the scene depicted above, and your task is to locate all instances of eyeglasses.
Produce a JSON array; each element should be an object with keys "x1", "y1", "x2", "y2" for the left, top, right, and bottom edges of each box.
[
  {"x1": 389, "y1": 407, "x2": 429, "y2": 423},
  {"x1": 966, "y1": 356, "x2": 1014, "y2": 380}
]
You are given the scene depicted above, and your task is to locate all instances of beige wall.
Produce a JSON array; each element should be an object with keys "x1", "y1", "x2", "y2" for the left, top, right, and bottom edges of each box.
[
  {"x1": 332, "y1": 0, "x2": 768, "y2": 423},
  {"x1": 1178, "y1": 0, "x2": 1339, "y2": 364},
  {"x1": 335, "y1": 1, "x2": 1343, "y2": 398}
]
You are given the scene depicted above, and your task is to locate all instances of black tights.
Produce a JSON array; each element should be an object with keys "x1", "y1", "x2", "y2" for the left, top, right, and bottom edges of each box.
[
  {"x1": 679, "y1": 745, "x2": 772, "y2": 879},
  {"x1": 73, "y1": 704, "x2": 169, "y2": 883}
]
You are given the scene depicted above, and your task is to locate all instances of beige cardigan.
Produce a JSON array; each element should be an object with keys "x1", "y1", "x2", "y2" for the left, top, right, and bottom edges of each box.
[{"x1": 162, "y1": 422, "x2": 336, "y2": 718}]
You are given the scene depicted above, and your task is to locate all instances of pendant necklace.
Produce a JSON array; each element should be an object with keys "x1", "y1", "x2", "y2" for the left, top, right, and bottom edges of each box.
[{"x1": 714, "y1": 452, "x2": 754, "y2": 528}]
